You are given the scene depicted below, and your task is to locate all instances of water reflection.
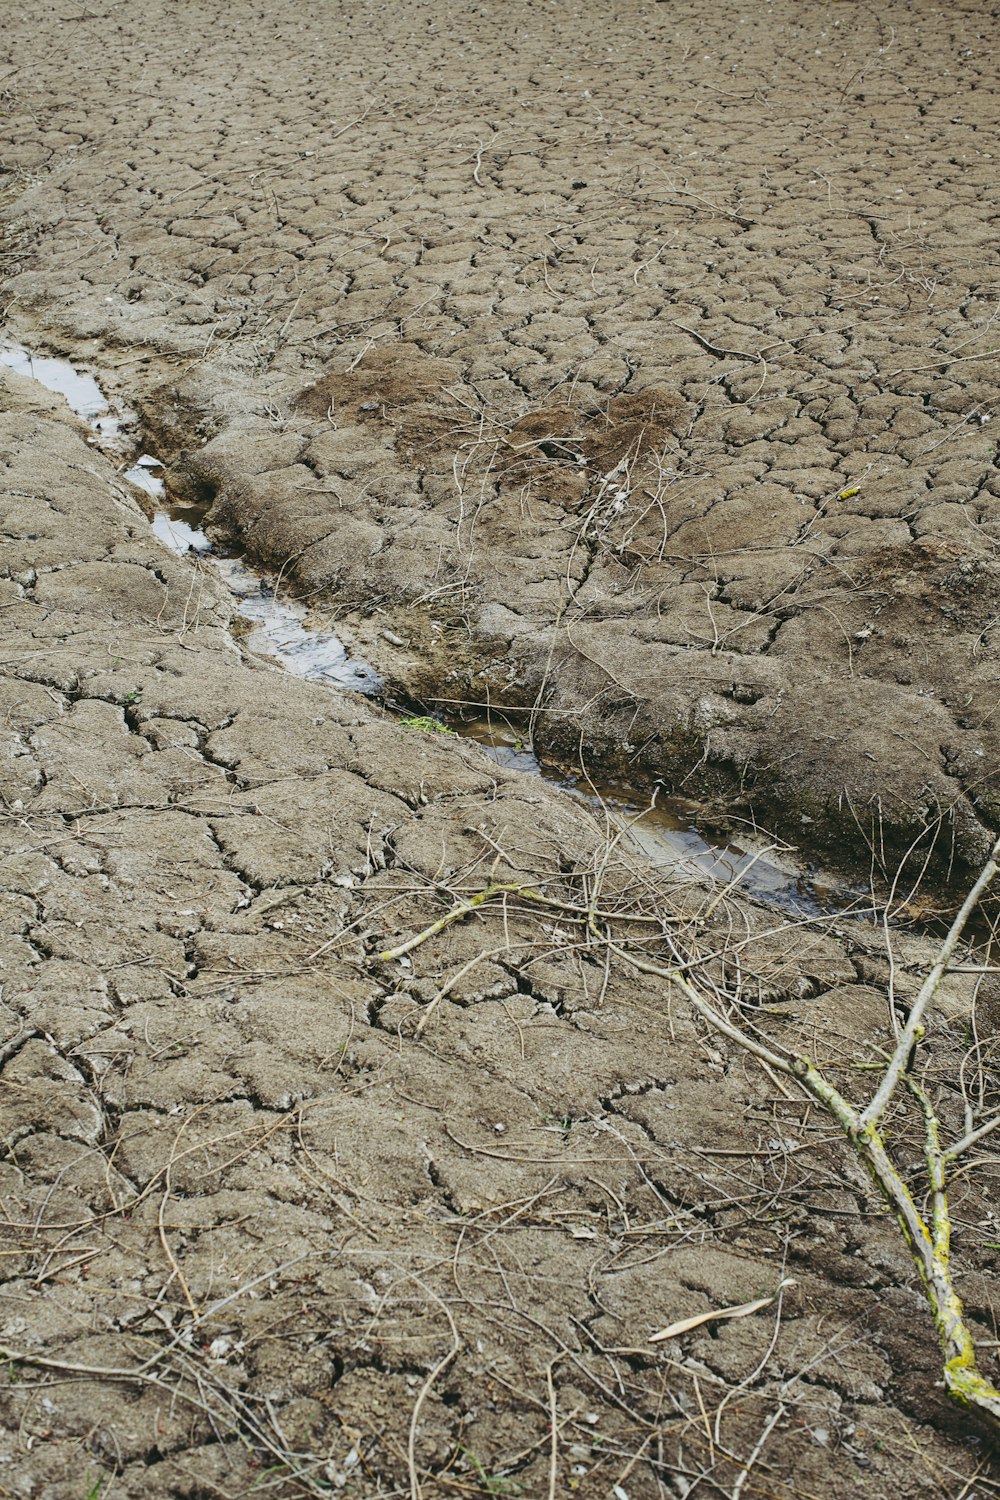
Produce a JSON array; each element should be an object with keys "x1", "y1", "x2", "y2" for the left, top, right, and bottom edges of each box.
[
  {"x1": 0, "y1": 339, "x2": 123, "y2": 438},
  {"x1": 454, "y1": 714, "x2": 843, "y2": 912}
]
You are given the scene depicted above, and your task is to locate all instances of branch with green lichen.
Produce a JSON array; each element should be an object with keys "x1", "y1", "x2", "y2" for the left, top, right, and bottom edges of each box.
[{"x1": 619, "y1": 864, "x2": 1000, "y2": 1432}]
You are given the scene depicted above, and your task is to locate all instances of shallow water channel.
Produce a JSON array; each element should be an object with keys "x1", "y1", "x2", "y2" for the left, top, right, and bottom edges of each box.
[{"x1": 1, "y1": 336, "x2": 855, "y2": 916}]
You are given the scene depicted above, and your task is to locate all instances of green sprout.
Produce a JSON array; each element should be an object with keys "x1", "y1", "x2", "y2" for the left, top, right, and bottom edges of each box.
[{"x1": 400, "y1": 715, "x2": 455, "y2": 735}]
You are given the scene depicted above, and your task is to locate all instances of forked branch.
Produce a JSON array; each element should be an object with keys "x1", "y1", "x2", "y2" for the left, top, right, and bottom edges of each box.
[{"x1": 377, "y1": 840, "x2": 1000, "y2": 1431}]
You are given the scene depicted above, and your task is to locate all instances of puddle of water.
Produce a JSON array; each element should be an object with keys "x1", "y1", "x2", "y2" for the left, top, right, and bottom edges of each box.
[
  {"x1": 151, "y1": 510, "x2": 213, "y2": 554},
  {"x1": 0, "y1": 333, "x2": 856, "y2": 911},
  {"x1": 454, "y1": 713, "x2": 841, "y2": 913},
  {"x1": 124, "y1": 454, "x2": 168, "y2": 499},
  {"x1": 151, "y1": 493, "x2": 380, "y2": 692},
  {"x1": 215, "y1": 554, "x2": 380, "y2": 692},
  {"x1": 0, "y1": 339, "x2": 378, "y2": 693},
  {"x1": 0, "y1": 339, "x2": 123, "y2": 439},
  {"x1": 457, "y1": 718, "x2": 544, "y2": 777}
]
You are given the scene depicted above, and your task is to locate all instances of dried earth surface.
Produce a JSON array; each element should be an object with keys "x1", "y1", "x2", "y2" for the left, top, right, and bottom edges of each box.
[
  {"x1": 1, "y1": 2, "x2": 1000, "y2": 1497},
  {"x1": 2, "y1": 0, "x2": 1000, "y2": 877}
]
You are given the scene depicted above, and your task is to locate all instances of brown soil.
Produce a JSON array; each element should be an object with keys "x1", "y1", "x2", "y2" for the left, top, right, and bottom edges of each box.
[
  {"x1": 2, "y1": 3, "x2": 1000, "y2": 1497},
  {"x1": 3, "y1": 0, "x2": 998, "y2": 881}
]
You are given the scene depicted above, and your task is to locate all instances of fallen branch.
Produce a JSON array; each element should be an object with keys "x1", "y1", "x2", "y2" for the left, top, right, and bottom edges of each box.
[
  {"x1": 380, "y1": 838, "x2": 1000, "y2": 1431},
  {"x1": 378, "y1": 880, "x2": 664, "y2": 961},
  {"x1": 612, "y1": 866, "x2": 1000, "y2": 1431}
]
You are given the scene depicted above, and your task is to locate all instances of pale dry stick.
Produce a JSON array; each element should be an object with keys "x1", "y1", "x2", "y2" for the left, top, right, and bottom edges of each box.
[
  {"x1": 449, "y1": 1181, "x2": 564, "y2": 1249},
  {"x1": 406, "y1": 1276, "x2": 461, "y2": 1500},
  {"x1": 569, "y1": 761, "x2": 649, "y2": 942},
  {"x1": 458, "y1": 439, "x2": 501, "y2": 569},
  {"x1": 671, "y1": 320, "x2": 758, "y2": 362},
  {"x1": 744, "y1": 354, "x2": 768, "y2": 405},
  {"x1": 397, "y1": 291, "x2": 447, "y2": 337},
  {"x1": 889, "y1": 347, "x2": 1000, "y2": 379},
  {"x1": 632, "y1": 237, "x2": 672, "y2": 287},
  {"x1": 629, "y1": 457, "x2": 680, "y2": 566},
  {"x1": 836, "y1": 15, "x2": 895, "y2": 98},
  {"x1": 158, "y1": 1111, "x2": 214, "y2": 1317},
  {"x1": 346, "y1": 335, "x2": 376, "y2": 372},
  {"x1": 131, "y1": 1251, "x2": 311, "y2": 1380},
  {"x1": 944, "y1": 1111, "x2": 1000, "y2": 1163},
  {"x1": 499, "y1": 995, "x2": 527, "y2": 1060},
  {"x1": 23, "y1": 1101, "x2": 295, "y2": 1246},
  {"x1": 527, "y1": 587, "x2": 567, "y2": 756},
  {"x1": 31, "y1": 1246, "x2": 102, "y2": 1288},
  {"x1": 709, "y1": 1261, "x2": 794, "y2": 1445},
  {"x1": 378, "y1": 881, "x2": 664, "y2": 962},
  {"x1": 545, "y1": 1359, "x2": 560, "y2": 1500},
  {"x1": 318, "y1": 998, "x2": 356, "y2": 1073},
  {"x1": 464, "y1": 1289, "x2": 655, "y2": 1436},
  {"x1": 917, "y1": 404, "x2": 991, "y2": 460},
  {"x1": 268, "y1": 543, "x2": 315, "y2": 614},
  {"x1": 410, "y1": 940, "x2": 522, "y2": 1039},
  {"x1": 700, "y1": 582, "x2": 723, "y2": 654},
  {"x1": 655, "y1": 175, "x2": 754, "y2": 227},
  {"x1": 293, "y1": 1120, "x2": 378, "y2": 1243},
  {"x1": 564, "y1": 622, "x2": 641, "y2": 701},
  {"x1": 875, "y1": 815, "x2": 962, "y2": 1038},
  {"x1": 562, "y1": 438, "x2": 642, "y2": 608},
  {"x1": 597, "y1": 1118, "x2": 700, "y2": 1234},
  {"x1": 797, "y1": 599, "x2": 856, "y2": 679},
  {"x1": 305, "y1": 886, "x2": 426, "y2": 961},
  {"x1": 275, "y1": 286, "x2": 304, "y2": 344},
  {"x1": 972, "y1": 614, "x2": 1000, "y2": 656},
  {"x1": 450, "y1": 413, "x2": 484, "y2": 551},
  {"x1": 0, "y1": 1334, "x2": 325, "y2": 1493},
  {"x1": 692, "y1": 1374, "x2": 715, "y2": 1466},
  {"x1": 953, "y1": 1459, "x2": 1000, "y2": 1500},
  {"x1": 730, "y1": 1403, "x2": 786, "y2": 1500}
]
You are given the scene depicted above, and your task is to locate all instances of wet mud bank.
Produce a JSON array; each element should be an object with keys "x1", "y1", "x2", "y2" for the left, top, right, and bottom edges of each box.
[
  {"x1": 150, "y1": 352, "x2": 1000, "y2": 900},
  {"x1": 2, "y1": 336, "x2": 847, "y2": 916},
  {"x1": 70, "y1": 350, "x2": 993, "y2": 902}
]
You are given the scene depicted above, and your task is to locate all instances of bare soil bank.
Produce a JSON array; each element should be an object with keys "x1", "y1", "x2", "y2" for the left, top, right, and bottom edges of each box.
[
  {"x1": 3, "y1": 0, "x2": 999, "y2": 882},
  {"x1": 2, "y1": 2, "x2": 1000, "y2": 1496}
]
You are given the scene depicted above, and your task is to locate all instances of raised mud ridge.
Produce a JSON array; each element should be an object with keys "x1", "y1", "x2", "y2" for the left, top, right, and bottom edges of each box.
[
  {"x1": 211, "y1": 353, "x2": 1000, "y2": 890},
  {"x1": 2, "y1": 336, "x2": 853, "y2": 919}
]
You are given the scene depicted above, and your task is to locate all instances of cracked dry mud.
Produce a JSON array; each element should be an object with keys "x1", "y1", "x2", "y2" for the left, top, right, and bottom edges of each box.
[{"x1": 1, "y1": 2, "x2": 1000, "y2": 1498}]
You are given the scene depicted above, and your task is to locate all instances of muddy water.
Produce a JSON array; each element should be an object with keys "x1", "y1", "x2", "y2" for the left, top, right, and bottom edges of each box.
[
  {"x1": 0, "y1": 339, "x2": 125, "y2": 439},
  {"x1": 0, "y1": 337, "x2": 853, "y2": 915},
  {"x1": 149, "y1": 484, "x2": 379, "y2": 694},
  {"x1": 1, "y1": 340, "x2": 379, "y2": 692},
  {"x1": 452, "y1": 714, "x2": 850, "y2": 910}
]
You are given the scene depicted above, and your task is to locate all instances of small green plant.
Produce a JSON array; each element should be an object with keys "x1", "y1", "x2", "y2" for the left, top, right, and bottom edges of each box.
[
  {"x1": 400, "y1": 715, "x2": 455, "y2": 735},
  {"x1": 123, "y1": 687, "x2": 142, "y2": 706},
  {"x1": 456, "y1": 1445, "x2": 522, "y2": 1495},
  {"x1": 85, "y1": 1476, "x2": 104, "y2": 1500}
]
